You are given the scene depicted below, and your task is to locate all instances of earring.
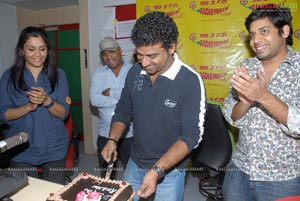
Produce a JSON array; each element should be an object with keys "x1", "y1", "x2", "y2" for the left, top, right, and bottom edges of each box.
[{"x1": 20, "y1": 51, "x2": 24, "y2": 57}]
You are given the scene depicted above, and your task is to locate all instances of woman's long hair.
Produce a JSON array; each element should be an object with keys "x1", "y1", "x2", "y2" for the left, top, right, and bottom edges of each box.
[{"x1": 9, "y1": 26, "x2": 58, "y2": 92}]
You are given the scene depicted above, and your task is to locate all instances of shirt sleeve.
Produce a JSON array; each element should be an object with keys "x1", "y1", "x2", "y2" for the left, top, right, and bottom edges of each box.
[
  {"x1": 177, "y1": 74, "x2": 206, "y2": 152},
  {"x1": 0, "y1": 70, "x2": 13, "y2": 124},
  {"x1": 89, "y1": 67, "x2": 120, "y2": 108},
  {"x1": 280, "y1": 104, "x2": 300, "y2": 138},
  {"x1": 55, "y1": 69, "x2": 70, "y2": 119},
  {"x1": 282, "y1": 75, "x2": 300, "y2": 137},
  {"x1": 111, "y1": 68, "x2": 134, "y2": 127},
  {"x1": 223, "y1": 86, "x2": 248, "y2": 129},
  {"x1": 109, "y1": 87, "x2": 123, "y2": 103}
]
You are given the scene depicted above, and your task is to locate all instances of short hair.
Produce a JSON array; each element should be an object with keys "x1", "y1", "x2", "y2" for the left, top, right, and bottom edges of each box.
[
  {"x1": 244, "y1": 4, "x2": 293, "y2": 46},
  {"x1": 131, "y1": 11, "x2": 179, "y2": 50}
]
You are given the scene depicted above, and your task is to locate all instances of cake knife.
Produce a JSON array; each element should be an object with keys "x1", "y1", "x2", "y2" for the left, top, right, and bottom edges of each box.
[{"x1": 105, "y1": 152, "x2": 114, "y2": 179}]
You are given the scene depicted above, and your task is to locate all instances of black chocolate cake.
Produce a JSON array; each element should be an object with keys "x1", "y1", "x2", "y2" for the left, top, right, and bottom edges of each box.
[{"x1": 46, "y1": 172, "x2": 134, "y2": 201}]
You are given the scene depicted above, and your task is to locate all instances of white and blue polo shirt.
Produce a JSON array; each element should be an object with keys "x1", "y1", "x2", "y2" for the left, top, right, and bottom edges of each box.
[{"x1": 112, "y1": 53, "x2": 206, "y2": 170}]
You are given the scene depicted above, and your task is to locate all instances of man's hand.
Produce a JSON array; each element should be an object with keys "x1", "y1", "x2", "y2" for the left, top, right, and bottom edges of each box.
[
  {"x1": 137, "y1": 169, "x2": 159, "y2": 199},
  {"x1": 101, "y1": 140, "x2": 118, "y2": 163},
  {"x1": 231, "y1": 66, "x2": 268, "y2": 103},
  {"x1": 102, "y1": 88, "x2": 111, "y2": 96}
]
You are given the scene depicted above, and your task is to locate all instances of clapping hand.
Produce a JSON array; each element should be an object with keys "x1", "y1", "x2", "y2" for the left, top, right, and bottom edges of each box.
[{"x1": 231, "y1": 66, "x2": 267, "y2": 104}]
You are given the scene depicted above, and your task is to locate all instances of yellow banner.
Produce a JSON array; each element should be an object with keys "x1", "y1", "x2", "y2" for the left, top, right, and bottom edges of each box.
[{"x1": 136, "y1": 0, "x2": 300, "y2": 104}]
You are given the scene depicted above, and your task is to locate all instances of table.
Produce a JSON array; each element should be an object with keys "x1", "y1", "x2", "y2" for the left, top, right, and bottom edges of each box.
[{"x1": 9, "y1": 177, "x2": 63, "y2": 201}]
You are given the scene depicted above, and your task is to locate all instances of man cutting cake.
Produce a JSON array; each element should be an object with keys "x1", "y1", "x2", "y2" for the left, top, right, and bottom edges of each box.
[{"x1": 101, "y1": 11, "x2": 206, "y2": 201}]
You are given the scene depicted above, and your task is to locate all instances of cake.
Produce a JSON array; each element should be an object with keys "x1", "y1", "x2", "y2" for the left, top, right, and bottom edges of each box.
[{"x1": 46, "y1": 172, "x2": 134, "y2": 201}]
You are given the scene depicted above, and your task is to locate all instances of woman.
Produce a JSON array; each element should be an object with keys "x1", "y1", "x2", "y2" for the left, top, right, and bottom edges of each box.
[{"x1": 0, "y1": 26, "x2": 71, "y2": 184}]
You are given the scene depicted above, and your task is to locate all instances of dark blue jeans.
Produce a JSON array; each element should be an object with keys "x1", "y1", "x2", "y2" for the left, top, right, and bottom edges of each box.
[{"x1": 223, "y1": 162, "x2": 300, "y2": 201}]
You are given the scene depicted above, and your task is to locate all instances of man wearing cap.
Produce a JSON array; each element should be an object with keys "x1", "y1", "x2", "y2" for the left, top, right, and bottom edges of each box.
[{"x1": 90, "y1": 37, "x2": 133, "y2": 178}]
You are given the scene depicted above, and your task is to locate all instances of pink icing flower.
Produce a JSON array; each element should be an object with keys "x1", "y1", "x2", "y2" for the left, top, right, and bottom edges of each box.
[
  {"x1": 87, "y1": 192, "x2": 101, "y2": 201},
  {"x1": 75, "y1": 191, "x2": 86, "y2": 201}
]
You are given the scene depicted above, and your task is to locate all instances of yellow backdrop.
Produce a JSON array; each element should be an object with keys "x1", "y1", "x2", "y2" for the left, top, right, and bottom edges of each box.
[{"x1": 136, "y1": 0, "x2": 300, "y2": 105}]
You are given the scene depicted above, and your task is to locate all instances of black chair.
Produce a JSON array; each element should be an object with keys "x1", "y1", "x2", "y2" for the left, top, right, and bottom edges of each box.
[{"x1": 191, "y1": 103, "x2": 233, "y2": 200}]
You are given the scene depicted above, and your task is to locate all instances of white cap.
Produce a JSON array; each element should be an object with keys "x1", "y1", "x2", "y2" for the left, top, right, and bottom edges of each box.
[{"x1": 99, "y1": 37, "x2": 120, "y2": 52}]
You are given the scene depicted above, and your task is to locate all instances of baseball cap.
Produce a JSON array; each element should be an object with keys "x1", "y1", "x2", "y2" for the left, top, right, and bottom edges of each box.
[{"x1": 99, "y1": 37, "x2": 120, "y2": 52}]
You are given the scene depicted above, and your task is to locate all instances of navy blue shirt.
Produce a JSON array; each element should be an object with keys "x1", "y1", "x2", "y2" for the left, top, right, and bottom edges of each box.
[
  {"x1": 112, "y1": 54, "x2": 206, "y2": 169},
  {"x1": 0, "y1": 67, "x2": 70, "y2": 165}
]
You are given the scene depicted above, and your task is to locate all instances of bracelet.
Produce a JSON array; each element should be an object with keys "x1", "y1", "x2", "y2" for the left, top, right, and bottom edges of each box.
[{"x1": 107, "y1": 138, "x2": 118, "y2": 145}]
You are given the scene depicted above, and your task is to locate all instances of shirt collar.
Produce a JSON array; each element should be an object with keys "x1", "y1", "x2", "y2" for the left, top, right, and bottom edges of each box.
[
  {"x1": 284, "y1": 45, "x2": 298, "y2": 65},
  {"x1": 140, "y1": 53, "x2": 182, "y2": 80},
  {"x1": 254, "y1": 45, "x2": 295, "y2": 65}
]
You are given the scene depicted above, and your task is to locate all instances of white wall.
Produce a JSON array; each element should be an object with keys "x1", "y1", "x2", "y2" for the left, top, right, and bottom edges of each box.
[
  {"x1": 0, "y1": 3, "x2": 19, "y2": 77},
  {"x1": 87, "y1": 0, "x2": 136, "y2": 151},
  {"x1": 88, "y1": 0, "x2": 102, "y2": 152}
]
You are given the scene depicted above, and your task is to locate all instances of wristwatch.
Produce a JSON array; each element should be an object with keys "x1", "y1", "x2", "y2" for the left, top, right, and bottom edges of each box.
[
  {"x1": 44, "y1": 98, "x2": 54, "y2": 109},
  {"x1": 151, "y1": 165, "x2": 165, "y2": 179}
]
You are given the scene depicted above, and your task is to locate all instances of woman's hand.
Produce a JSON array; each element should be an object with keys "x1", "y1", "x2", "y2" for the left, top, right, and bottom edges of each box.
[
  {"x1": 26, "y1": 86, "x2": 48, "y2": 105},
  {"x1": 27, "y1": 102, "x2": 39, "y2": 111}
]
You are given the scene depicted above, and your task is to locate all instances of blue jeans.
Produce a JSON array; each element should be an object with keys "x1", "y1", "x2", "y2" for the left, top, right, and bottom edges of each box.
[
  {"x1": 223, "y1": 162, "x2": 300, "y2": 201},
  {"x1": 124, "y1": 159, "x2": 186, "y2": 201}
]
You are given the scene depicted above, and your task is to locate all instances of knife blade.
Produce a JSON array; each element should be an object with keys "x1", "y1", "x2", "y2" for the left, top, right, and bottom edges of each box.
[{"x1": 105, "y1": 152, "x2": 114, "y2": 179}]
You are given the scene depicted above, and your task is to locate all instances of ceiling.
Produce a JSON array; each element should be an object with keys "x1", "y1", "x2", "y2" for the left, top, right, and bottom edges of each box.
[{"x1": 0, "y1": 0, "x2": 78, "y2": 10}]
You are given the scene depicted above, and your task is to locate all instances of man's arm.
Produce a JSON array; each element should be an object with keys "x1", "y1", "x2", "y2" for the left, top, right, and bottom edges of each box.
[
  {"x1": 137, "y1": 140, "x2": 189, "y2": 198},
  {"x1": 230, "y1": 66, "x2": 253, "y2": 121},
  {"x1": 256, "y1": 90, "x2": 288, "y2": 125},
  {"x1": 90, "y1": 68, "x2": 118, "y2": 108},
  {"x1": 231, "y1": 101, "x2": 251, "y2": 121},
  {"x1": 154, "y1": 140, "x2": 189, "y2": 170},
  {"x1": 101, "y1": 121, "x2": 127, "y2": 162},
  {"x1": 231, "y1": 66, "x2": 288, "y2": 125}
]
